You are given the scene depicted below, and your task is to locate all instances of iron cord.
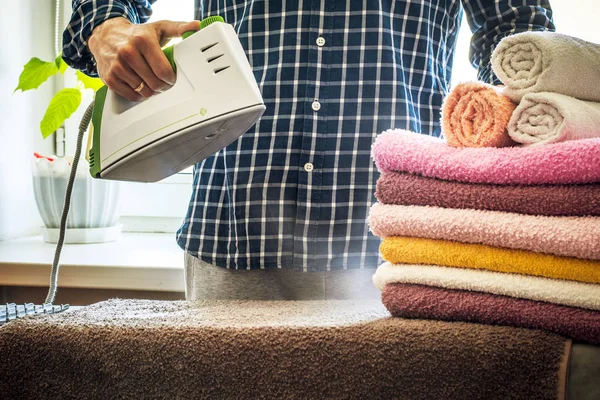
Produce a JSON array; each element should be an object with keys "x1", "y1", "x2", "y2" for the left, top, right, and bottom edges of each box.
[{"x1": 44, "y1": 101, "x2": 95, "y2": 305}]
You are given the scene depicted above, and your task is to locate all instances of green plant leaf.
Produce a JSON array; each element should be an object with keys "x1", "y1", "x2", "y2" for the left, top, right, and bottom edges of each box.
[
  {"x1": 76, "y1": 70, "x2": 104, "y2": 91},
  {"x1": 40, "y1": 88, "x2": 82, "y2": 139},
  {"x1": 14, "y1": 57, "x2": 58, "y2": 93},
  {"x1": 55, "y1": 54, "x2": 68, "y2": 75}
]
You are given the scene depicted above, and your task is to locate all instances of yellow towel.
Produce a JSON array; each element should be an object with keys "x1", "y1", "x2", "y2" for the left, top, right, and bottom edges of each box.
[{"x1": 380, "y1": 237, "x2": 600, "y2": 284}]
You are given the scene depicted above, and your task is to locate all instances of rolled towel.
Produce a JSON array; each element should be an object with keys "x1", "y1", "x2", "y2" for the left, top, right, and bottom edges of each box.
[
  {"x1": 372, "y1": 263, "x2": 600, "y2": 311},
  {"x1": 382, "y1": 283, "x2": 600, "y2": 346},
  {"x1": 375, "y1": 172, "x2": 600, "y2": 217},
  {"x1": 371, "y1": 129, "x2": 600, "y2": 185},
  {"x1": 379, "y1": 236, "x2": 600, "y2": 284},
  {"x1": 508, "y1": 92, "x2": 600, "y2": 146},
  {"x1": 491, "y1": 31, "x2": 600, "y2": 102},
  {"x1": 442, "y1": 81, "x2": 516, "y2": 148},
  {"x1": 369, "y1": 204, "x2": 600, "y2": 260}
]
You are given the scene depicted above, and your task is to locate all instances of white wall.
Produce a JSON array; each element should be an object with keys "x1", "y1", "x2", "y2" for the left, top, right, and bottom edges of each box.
[
  {"x1": 0, "y1": 2, "x2": 55, "y2": 240},
  {"x1": 551, "y1": 0, "x2": 600, "y2": 43}
]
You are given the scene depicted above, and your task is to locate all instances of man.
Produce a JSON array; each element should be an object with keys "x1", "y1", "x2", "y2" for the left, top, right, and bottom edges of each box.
[{"x1": 63, "y1": 0, "x2": 554, "y2": 301}]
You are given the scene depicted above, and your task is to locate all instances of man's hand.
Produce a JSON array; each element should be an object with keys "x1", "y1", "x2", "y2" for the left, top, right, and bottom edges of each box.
[{"x1": 88, "y1": 17, "x2": 200, "y2": 101}]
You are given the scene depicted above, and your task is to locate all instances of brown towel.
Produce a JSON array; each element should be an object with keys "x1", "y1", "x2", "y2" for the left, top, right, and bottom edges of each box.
[
  {"x1": 0, "y1": 299, "x2": 570, "y2": 400},
  {"x1": 376, "y1": 171, "x2": 600, "y2": 216},
  {"x1": 382, "y1": 282, "x2": 600, "y2": 345}
]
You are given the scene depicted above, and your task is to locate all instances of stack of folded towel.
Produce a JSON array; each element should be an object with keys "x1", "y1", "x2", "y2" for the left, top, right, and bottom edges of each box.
[{"x1": 369, "y1": 31, "x2": 600, "y2": 345}]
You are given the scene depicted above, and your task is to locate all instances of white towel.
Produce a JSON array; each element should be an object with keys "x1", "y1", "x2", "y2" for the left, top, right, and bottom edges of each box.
[
  {"x1": 372, "y1": 263, "x2": 600, "y2": 311},
  {"x1": 491, "y1": 31, "x2": 600, "y2": 102},
  {"x1": 508, "y1": 92, "x2": 600, "y2": 146}
]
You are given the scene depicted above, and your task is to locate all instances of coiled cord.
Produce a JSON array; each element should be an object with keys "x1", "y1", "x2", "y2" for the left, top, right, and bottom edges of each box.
[{"x1": 44, "y1": 101, "x2": 94, "y2": 305}]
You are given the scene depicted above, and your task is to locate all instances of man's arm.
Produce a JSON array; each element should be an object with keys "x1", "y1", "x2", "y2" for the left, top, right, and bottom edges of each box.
[
  {"x1": 62, "y1": 0, "x2": 156, "y2": 77},
  {"x1": 62, "y1": 0, "x2": 198, "y2": 101},
  {"x1": 461, "y1": 0, "x2": 555, "y2": 84}
]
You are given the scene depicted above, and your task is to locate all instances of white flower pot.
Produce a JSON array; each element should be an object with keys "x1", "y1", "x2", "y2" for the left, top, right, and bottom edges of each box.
[{"x1": 31, "y1": 156, "x2": 123, "y2": 243}]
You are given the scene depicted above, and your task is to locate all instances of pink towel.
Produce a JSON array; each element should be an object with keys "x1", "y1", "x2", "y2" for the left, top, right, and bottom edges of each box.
[
  {"x1": 368, "y1": 203, "x2": 600, "y2": 260},
  {"x1": 371, "y1": 129, "x2": 600, "y2": 185},
  {"x1": 382, "y1": 283, "x2": 600, "y2": 345},
  {"x1": 375, "y1": 172, "x2": 600, "y2": 217}
]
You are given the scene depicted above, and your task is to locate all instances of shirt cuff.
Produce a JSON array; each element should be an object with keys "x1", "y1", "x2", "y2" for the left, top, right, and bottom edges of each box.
[{"x1": 63, "y1": 2, "x2": 138, "y2": 77}]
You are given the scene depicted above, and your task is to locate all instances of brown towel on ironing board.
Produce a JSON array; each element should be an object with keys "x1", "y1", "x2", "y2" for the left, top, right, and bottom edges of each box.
[{"x1": 0, "y1": 299, "x2": 570, "y2": 400}]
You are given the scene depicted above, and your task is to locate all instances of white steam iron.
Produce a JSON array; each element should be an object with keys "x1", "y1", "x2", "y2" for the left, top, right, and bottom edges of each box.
[
  {"x1": 89, "y1": 16, "x2": 266, "y2": 182},
  {"x1": 0, "y1": 16, "x2": 265, "y2": 320}
]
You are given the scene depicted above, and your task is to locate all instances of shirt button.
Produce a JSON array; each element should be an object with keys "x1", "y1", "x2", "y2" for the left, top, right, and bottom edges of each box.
[
  {"x1": 312, "y1": 100, "x2": 321, "y2": 111},
  {"x1": 316, "y1": 37, "x2": 326, "y2": 47},
  {"x1": 304, "y1": 163, "x2": 314, "y2": 172}
]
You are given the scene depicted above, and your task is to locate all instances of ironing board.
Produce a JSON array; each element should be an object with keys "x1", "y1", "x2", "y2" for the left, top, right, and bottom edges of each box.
[{"x1": 1, "y1": 299, "x2": 598, "y2": 399}]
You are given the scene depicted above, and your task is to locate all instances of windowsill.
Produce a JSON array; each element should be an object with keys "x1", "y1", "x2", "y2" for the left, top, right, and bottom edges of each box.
[{"x1": 0, "y1": 233, "x2": 185, "y2": 292}]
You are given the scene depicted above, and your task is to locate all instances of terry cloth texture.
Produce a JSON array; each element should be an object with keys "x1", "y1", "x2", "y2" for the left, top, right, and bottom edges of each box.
[
  {"x1": 379, "y1": 236, "x2": 600, "y2": 284},
  {"x1": 373, "y1": 263, "x2": 600, "y2": 311},
  {"x1": 369, "y1": 204, "x2": 600, "y2": 260},
  {"x1": 0, "y1": 299, "x2": 571, "y2": 400},
  {"x1": 441, "y1": 81, "x2": 517, "y2": 147},
  {"x1": 371, "y1": 129, "x2": 600, "y2": 185},
  {"x1": 381, "y1": 283, "x2": 600, "y2": 345},
  {"x1": 491, "y1": 31, "x2": 600, "y2": 102},
  {"x1": 508, "y1": 92, "x2": 600, "y2": 146},
  {"x1": 375, "y1": 171, "x2": 600, "y2": 217}
]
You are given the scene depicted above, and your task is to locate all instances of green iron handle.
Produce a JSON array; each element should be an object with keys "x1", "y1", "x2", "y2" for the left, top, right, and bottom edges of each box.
[{"x1": 162, "y1": 16, "x2": 225, "y2": 72}]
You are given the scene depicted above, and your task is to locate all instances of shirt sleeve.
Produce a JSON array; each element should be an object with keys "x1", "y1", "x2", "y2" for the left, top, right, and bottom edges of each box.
[
  {"x1": 62, "y1": 0, "x2": 158, "y2": 77},
  {"x1": 461, "y1": 0, "x2": 555, "y2": 84}
]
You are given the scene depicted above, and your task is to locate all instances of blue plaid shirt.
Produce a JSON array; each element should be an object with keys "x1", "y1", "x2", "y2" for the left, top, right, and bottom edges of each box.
[{"x1": 64, "y1": 0, "x2": 554, "y2": 271}]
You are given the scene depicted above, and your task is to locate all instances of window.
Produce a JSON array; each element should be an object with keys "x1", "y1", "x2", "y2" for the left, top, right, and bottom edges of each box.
[
  {"x1": 117, "y1": 0, "x2": 196, "y2": 234},
  {"x1": 60, "y1": 0, "x2": 196, "y2": 233},
  {"x1": 451, "y1": 12, "x2": 477, "y2": 87},
  {"x1": 149, "y1": 0, "x2": 195, "y2": 25}
]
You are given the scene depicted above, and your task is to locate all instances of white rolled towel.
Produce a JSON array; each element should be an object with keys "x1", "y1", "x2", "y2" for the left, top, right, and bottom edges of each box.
[
  {"x1": 492, "y1": 31, "x2": 600, "y2": 102},
  {"x1": 507, "y1": 92, "x2": 600, "y2": 146}
]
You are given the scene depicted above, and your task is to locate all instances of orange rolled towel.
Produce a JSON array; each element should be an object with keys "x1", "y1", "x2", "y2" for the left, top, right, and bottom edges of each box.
[{"x1": 442, "y1": 81, "x2": 517, "y2": 148}]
